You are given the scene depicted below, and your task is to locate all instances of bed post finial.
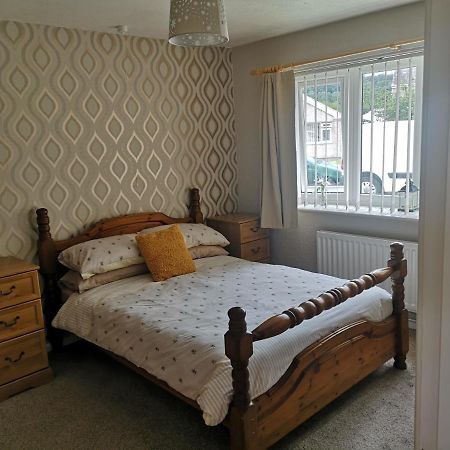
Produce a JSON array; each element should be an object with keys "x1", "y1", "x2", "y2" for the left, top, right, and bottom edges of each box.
[
  {"x1": 189, "y1": 188, "x2": 203, "y2": 223},
  {"x1": 36, "y1": 208, "x2": 56, "y2": 276},
  {"x1": 36, "y1": 208, "x2": 63, "y2": 351},
  {"x1": 388, "y1": 242, "x2": 408, "y2": 370},
  {"x1": 36, "y1": 208, "x2": 50, "y2": 237},
  {"x1": 225, "y1": 307, "x2": 257, "y2": 449}
]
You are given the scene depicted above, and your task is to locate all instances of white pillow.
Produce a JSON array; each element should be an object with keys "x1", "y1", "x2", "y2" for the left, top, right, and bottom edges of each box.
[
  {"x1": 58, "y1": 234, "x2": 143, "y2": 279},
  {"x1": 139, "y1": 223, "x2": 229, "y2": 248}
]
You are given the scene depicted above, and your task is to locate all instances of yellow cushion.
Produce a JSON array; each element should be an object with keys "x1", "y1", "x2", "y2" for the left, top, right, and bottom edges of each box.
[{"x1": 135, "y1": 224, "x2": 195, "y2": 281}]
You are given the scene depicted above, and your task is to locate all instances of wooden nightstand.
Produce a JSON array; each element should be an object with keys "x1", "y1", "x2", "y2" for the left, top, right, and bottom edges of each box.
[
  {"x1": 207, "y1": 213, "x2": 270, "y2": 263},
  {"x1": 0, "y1": 256, "x2": 52, "y2": 401}
]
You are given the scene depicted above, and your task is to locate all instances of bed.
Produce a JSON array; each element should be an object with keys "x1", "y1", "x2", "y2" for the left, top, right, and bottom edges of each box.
[{"x1": 36, "y1": 188, "x2": 409, "y2": 450}]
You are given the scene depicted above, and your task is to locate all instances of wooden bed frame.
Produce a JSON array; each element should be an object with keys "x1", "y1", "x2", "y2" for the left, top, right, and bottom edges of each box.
[{"x1": 36, "y1": 187, "x2": 409, "y2": 450}]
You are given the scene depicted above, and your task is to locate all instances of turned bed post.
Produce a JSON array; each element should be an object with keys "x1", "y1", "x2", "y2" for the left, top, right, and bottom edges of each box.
[
  {"x1": 36, "y1": 208, "x2": 63, "y2": 351},
  {"x1": 189, "y1": 188, "x2": 204, "y2": 224},
  {"x1": 225, "y1": 307, "x2": 257, "y2": 450},
  {"x1": 388, "y1": 242, "x2": 409, "y2": 370}
]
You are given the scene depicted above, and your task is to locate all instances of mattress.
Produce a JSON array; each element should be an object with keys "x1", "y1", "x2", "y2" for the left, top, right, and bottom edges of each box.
[{"x1": 53, "y1": 256, "x2": 392, "y2": 425}]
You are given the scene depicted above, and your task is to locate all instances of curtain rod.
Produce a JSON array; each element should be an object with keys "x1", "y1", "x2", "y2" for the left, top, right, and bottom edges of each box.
[{"x1": 250, "y1": 38, "x2": 424, "y2": 76}]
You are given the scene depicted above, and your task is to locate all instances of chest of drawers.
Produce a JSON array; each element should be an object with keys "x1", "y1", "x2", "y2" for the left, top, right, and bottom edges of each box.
[
  {"x1": 207, "y1": 213, "x2": 270, "y2": 263},
  {"x1": 0, "y1": 256, "x2": 52, "y2": 401}
]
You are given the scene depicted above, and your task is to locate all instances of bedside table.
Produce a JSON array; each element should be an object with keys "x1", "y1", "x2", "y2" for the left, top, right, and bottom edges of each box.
[
  {"x1": 0, "y1": 256, "x2": 52, "y2": 401},
  {"x1": 207, "y1": 213, "x2": 270, "y2": 263}
]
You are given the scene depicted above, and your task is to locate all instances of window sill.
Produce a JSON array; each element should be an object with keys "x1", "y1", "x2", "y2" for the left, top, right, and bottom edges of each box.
[{"x1": 298, "y1": 204, "x2": 419, "y2": 222}]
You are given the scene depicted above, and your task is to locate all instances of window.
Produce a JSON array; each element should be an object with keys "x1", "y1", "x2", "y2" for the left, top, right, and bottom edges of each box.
[
  {"x1": 296, "y1": 44, "x2": 423, "y2": 217},
  {"x1": 306, "y1": 123, "x2": 316, "y2": 143},
  {"x1": 306, "y1": 122, "x2": 333, "y2": 144},
  {"x1": 320, "y1": 122, "x2": 332, "y2": 143}
]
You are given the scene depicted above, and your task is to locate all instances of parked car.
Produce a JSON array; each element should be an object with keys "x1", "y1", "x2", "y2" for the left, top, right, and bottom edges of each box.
[
  {"x1": 306, "y1": 158, "x2": 343, "y2": 187},
  {"x1": 360, "y1": 120, "x2": 415, "y2": 194}
]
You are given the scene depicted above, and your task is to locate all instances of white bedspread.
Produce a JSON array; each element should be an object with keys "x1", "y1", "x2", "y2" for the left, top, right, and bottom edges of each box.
[{"x1": 53, "y1": 256, "x2": 392, "y2": 426}]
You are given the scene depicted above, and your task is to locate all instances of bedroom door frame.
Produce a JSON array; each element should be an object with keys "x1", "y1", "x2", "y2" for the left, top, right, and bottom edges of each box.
[{"x1": 416, "y1": 0, "x2": 450, "y2": 448}]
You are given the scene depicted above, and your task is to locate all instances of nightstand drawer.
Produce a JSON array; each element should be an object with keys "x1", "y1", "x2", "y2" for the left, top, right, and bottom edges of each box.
[
  {"x1": 241, "y1": 238, "x2": 270, "y2": 262},
  {"x1": 0, "y1": 330, "x2": 48, "y2": 385},
  {"x1": 240, "y1": 220, "x2": 268, "y2": 243},
  {"x1": 0, "y1": 300, "x2": 44, "y2": 343},
  {"x1": 0, "y1": 271, "x2": 40, "y2": 309}
]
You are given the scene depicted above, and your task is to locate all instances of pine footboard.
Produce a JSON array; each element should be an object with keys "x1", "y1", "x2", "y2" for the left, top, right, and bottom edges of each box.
[{"x1": 225, "y1": 242, "x2": 409, "y2": 450}]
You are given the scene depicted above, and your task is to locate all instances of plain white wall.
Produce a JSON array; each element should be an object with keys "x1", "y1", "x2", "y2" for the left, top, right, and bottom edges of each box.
[{"x1": 232, "y1": 2, "x2": 425, "y2": 271}]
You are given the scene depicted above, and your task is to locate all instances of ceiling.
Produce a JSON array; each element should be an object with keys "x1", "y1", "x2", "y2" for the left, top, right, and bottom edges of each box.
[{"x1": 0, "y1": 0, "x2": 418, "y2": 47}]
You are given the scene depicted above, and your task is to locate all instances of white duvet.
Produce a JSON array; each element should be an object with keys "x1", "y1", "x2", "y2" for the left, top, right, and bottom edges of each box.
[{"x1": 53, "y1": 256, "x2": 392, "y2": 425}]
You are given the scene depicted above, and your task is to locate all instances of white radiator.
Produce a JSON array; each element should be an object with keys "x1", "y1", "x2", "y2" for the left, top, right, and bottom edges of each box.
[{"x1": 317, "y1": 231, "x2": 418, "y2": 313}]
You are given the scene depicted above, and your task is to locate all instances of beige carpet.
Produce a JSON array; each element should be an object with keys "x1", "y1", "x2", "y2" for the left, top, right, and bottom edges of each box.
[{"x1": 0, "y1": 332, "x2": 415, "y2": 450}]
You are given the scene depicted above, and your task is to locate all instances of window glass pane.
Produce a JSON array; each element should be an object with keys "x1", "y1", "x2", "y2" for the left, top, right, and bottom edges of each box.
[
  {"x1": 303, "y1": 81, "x2": 344, "y2": 193},
  {"x1": 360, "y1": 64, "x2": 417, "y2": 196}
]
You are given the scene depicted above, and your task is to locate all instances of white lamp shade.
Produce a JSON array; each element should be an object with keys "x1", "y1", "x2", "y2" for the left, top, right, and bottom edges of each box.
[{"x1": 169, "y1": 0, "x2": 229, "y2": 47}]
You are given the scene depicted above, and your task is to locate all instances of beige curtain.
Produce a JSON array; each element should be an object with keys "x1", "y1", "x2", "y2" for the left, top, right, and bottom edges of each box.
[{"x1": 260, "y1": 71, "x2": 298, "y2": 228}]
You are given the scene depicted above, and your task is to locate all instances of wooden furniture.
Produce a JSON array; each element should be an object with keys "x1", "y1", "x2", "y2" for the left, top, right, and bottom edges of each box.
[
  {"x1": 207, "y1": 213, "x2": 270, "y2": 263},
  {"x1": 0, "y1": 257, "x2": 52, "y2": 401},
  {"x1": 36, "y1": 188, "x2": 408, "y2": 450}
]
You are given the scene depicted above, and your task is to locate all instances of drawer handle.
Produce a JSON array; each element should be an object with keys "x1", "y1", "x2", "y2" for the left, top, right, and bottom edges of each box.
[
  {"x1": 251, "y1": 246, "x2": 261, "y2": 254},
  {"x1": 250, "y1": 227, "x2": 260, "y2": 233},
  {"x1": 5, "y1": 351, "x2": 25, "y2": 364},
  {"x1": 0, "y1": 316, "x2": 20, "y2": 328},
  {"x1": 0, "y1": 285, "x2": 16, "y2": 296}
]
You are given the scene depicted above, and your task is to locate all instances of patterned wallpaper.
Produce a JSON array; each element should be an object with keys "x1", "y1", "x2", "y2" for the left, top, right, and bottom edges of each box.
[{"x1": 0, "y1": 21, "x2": 237, "y2": 260}]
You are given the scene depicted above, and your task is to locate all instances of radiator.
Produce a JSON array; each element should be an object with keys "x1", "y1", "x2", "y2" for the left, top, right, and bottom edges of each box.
[{"x1": 317, "y1": 231, "x2": 418, "y2": 312}]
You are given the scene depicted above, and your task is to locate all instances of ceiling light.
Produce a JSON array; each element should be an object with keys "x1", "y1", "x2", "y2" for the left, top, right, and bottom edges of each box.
[{"x1": 168, "y1": 0, "x2": 229, "y2": 47}]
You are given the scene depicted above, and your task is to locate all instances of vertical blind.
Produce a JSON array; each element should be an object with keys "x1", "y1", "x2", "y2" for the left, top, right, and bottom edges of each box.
[{"x1": 295, "y1": 43, "x2": 424, "y2": 217}]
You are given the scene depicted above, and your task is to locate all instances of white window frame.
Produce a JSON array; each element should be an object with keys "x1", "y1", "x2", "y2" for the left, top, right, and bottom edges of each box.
[{"x1": 295, "y1": 43, "x2": 424, "y2": 218}]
